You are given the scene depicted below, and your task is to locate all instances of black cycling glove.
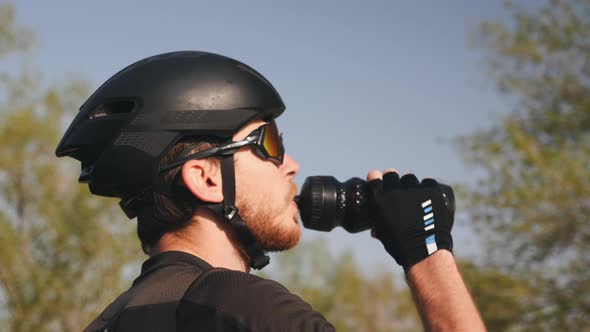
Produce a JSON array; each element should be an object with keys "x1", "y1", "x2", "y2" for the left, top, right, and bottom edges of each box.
[{"x1": 368, "y1": 172, "x2": 454, "y2": 270}]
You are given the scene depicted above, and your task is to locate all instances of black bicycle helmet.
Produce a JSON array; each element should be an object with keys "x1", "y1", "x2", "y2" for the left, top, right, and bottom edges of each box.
[
  {"x1": 56, "y1": 51, "x2": 284, "y2": 196},
  {"x1": 56, "y1": 51, "x2": 285, "y2": 269}
]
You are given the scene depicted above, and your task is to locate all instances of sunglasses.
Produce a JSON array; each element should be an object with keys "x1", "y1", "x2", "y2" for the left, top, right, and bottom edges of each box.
[{"x1": 160, "y1": 120, "x2": 285, "y2": 173}]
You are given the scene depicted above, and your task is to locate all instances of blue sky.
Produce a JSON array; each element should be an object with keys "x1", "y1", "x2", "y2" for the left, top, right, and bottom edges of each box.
[{"x1": 12, "y1": 0, "x2": 525, "y2": 271}]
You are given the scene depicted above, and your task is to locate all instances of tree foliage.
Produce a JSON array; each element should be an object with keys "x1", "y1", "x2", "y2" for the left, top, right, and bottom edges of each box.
[
  {"x1": 459, "y1": 0, "x2": 590, "y2": 329},
  {"x1": 0, "y1": 3, "x2": 33, "y2": 57},
  {"x1": 266, "y1": 238, "x2": 421, "y2": 332},
  {"x1": 0, "y1": 3, "x2": 141, "y2": 331},
  {"x1": 459, "y1": 260, "x2": 541, "y2": 331}
]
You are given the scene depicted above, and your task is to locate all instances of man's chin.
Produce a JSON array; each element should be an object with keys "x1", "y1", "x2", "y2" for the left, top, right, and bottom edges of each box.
[
  {"x1": 259, "y1": 224, "x2": 301, "y2": 252},
  {"x1": 238, "y1": 202, "x2": 302, "y2": 252}
]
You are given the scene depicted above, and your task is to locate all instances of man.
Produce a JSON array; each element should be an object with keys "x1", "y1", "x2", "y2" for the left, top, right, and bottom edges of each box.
[{"x1": 56, "y1": 51, "x2": 485, "y2": 331}]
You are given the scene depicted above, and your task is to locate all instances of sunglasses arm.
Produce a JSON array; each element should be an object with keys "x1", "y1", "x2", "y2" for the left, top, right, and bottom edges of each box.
[
  {"x1": 216, "y1": 136, "x2": 257, "y2": 156},
  {"x1": 158, "y1": 136, "x2": 257, "y2": 173}
]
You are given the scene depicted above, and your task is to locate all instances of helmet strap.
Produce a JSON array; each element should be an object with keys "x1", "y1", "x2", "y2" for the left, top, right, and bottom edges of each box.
[
  {"x1": 208, "y1": 156, "x2": 270, "y2": 270},
  {"x1": 124, "y1": 156, "x2": 271, "y2": 270}
]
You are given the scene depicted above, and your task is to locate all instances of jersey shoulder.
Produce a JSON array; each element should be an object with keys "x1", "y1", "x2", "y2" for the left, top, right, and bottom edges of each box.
[{"x1": 177, "y1": 268, "x2": 335, "y2": 332}]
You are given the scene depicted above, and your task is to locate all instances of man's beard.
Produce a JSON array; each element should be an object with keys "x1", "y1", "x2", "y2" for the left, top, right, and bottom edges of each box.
[{"x1": 236, "y1": 183, "x2": 301, "y2": 252}]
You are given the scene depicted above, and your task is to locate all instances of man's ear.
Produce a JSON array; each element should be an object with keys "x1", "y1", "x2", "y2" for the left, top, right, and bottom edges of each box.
[{"x1": 180, "y1": 159, "x2": 223, "y2": 203}]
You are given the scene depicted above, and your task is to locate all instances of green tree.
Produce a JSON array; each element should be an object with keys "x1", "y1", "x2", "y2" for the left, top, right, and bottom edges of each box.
[
  {"x1": 459, "y1": 0, "x2": 590, "y2": 329},
  {"x1": 458, "y1": 260, "x2": 540, "y2": 331},
  {"x1": 266, "y1": 237, "x2": 421, "y2": 332},
  {"x1": 0, "y1": 3, "x2": 141, "y2": 331}
]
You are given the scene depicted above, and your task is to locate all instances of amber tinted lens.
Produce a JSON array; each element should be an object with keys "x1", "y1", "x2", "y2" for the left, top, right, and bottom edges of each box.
[{"x1": 262, "y1": 120, "x2": 284, "y2": 162}]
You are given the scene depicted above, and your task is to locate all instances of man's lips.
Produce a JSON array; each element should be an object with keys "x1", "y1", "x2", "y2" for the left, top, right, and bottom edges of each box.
[{"x1": 288, "y1": 183, "x2": 298, "y2": 204}]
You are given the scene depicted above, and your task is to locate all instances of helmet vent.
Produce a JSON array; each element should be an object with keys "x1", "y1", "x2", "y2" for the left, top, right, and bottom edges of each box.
[
  {"x1": 88, "y1": 100, "x2": 136, "y2": 120},
  {"x1": 163, "y1": 110, "x2": 210, "y2": 124},
  {"x1": 113, "y1": 131, "x2": 177, "y2": 157},
  {"x1": 113, "y1": 132, "x2": 150, "y2": 151}
]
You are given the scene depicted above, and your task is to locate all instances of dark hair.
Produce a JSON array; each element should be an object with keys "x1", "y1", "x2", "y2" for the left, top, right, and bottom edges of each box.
[{"x1": 136, "y1": 136, "x2": 225, "y2": 254}]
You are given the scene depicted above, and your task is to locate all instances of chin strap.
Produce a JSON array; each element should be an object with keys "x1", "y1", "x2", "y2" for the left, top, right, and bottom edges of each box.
[
  {"x1": 121, "y1": 155, "x2": 270, "y2": 270},
  {"x1": 208, "y1": 156, "x2": 270, "y2": 270}
]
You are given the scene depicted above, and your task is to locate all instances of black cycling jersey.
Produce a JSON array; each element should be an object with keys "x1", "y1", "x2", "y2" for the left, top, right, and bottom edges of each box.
[{"x1": 84, "y1": 251, "x2": 335, "y2": 332}]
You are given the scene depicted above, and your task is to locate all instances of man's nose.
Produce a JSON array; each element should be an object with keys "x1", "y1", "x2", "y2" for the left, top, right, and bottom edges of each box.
[{"x1": 281, "y1": 154, "x2": 300, "y2": 178}]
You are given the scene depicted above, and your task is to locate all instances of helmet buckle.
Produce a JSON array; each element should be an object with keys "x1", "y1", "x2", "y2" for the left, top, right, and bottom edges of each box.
[{"x1": 223, "y1": 206, "x2": 239, "y2": 221}]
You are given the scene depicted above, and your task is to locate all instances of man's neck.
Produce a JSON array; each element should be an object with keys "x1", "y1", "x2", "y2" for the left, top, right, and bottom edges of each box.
[{"x1": 151, "y1": 210, "x2": 250, "y2": 272}]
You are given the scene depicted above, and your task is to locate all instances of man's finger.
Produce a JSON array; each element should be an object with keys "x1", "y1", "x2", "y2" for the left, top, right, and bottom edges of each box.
[
  {"x1": 400, "y1": 173, "x2": 420, "y2": 186},
  {"x1": 421, "y1": 178, "x2": 438, "y2": 187},
  {"x1": 383, "y1": 170, "x2": 401, "y2": 190},
  {"x1": 367, "y1": 170, "x2": 383, "y2": 182},
  {"x1": 384, "y1": 168, "x2": 398, "y2": 175}
]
